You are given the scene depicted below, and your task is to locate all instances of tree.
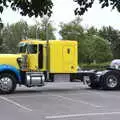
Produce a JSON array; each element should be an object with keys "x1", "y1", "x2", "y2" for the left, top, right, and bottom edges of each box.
[
  {"x1": 0, "y1": 0, "x2": 53, "y2": 19},
  {"x1": 0, "y1": 24, "x2": 3, "y2": 52},
  {"x1": 87, "y1": 27, "x2": 98, "y2": 36},
  {"x1": 99, "y1": 26, "x2": 120, "y2": 59},
  {"x1": 0, "y1": 0, "x2": 120, "y2": 23},
  {"x1": 78, "y1": 34, "x2": 113, "y2": 63},
  {"x1": 74, "y1": 0, "x2": 120, "y2": 15},
  {"x1": 28, "y1": 17, "x2": 56, "y2": 40},
  {"x1": 1, "y1": 20, "x2": 28, "y2": 53},
  {"x1": 59, "y1": 17, "x2": 84, "y2": 40},
  {"x1": 91, "y1": 35, "x2": 113, "y2": 63}
]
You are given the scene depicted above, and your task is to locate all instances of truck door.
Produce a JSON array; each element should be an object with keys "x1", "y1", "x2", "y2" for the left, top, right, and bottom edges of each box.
[{"x1": 27, "y1": 44, "x2": 38, "y2": 70}]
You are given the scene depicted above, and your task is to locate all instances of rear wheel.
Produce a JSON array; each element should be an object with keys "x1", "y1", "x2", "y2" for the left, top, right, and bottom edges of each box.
[
  {"x1": 102, "y1": 72, "x2": 120, "y2": 90},
  {"x1": 0, "y1": 73, "x2": 17, "y2": 94}
]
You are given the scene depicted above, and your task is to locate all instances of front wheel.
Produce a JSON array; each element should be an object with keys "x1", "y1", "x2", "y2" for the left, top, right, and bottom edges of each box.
[
  {"x1": 0, "y1": 73, "x2": 17, "y2": 94},
  {"x1": 102, "y1": 72, "x2": 120, "y2": 90}
]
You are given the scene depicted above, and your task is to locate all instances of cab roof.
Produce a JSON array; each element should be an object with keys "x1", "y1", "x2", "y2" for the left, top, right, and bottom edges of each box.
[
  {"x1": 20, "y1": 39, "x2": 46, "y2": 44},
  {"x1": 20, "y1": 39, "x2": 77, "y2": 45}
]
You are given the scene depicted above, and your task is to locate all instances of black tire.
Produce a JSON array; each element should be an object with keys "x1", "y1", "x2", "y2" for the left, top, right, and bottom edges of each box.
[
  {"x1": 88, "y1": 83, "x2": 100, "y2": 89},
  {"x1": 86, "y1": 75, "x2": 100, "y2": 89},
  {"x1": 87, "y1": 80, "x2": 100, "y2": 89},
  {"x1": 0, "y1": 73, "x2": 17, "y2": 94},
  {"x1": 101, "y1": 71, "x2": 120, "y2": 90}
]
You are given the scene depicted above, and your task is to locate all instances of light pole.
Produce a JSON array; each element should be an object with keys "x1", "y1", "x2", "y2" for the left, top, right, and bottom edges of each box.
[
  {"x1": 45, "y1": 17, "x2": 50, "y2": 81},
  {"x1": 36, "y1": 25, "x2": 41, "y2": 39}
]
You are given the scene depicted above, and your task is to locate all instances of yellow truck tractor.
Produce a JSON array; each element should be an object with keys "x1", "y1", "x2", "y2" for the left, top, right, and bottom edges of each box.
[
  {"x1": 0, "y1": 39, "x2": 80, "y2": 94},
  {"x1": 1, "y1": 39, "x2": 119, "y2": 94},
  {"x1": 1, "y1": 39, "x2": 118, "y2": 94}
]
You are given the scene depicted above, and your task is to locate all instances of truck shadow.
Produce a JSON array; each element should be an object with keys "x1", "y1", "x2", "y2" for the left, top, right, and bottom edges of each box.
[
  {"x1": 1, "y1": 87, "x2": 120, "y2": 95},
  {"x1": 14, "y1": 87, "x2": 120, "y2": 95},
  {"x1": 13, "y1": 87, "x2": 90, "y2": 95}
]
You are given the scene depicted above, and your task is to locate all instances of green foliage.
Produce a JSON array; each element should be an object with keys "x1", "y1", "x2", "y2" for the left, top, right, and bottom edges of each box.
[
  {"x1": 1, "y1": 20, "x2": 28, "y2": 53},
  {"x1": 74, "y1": 0, "x2": 120, "y2": 15},
  {"x1": 87, "y1": 27, "x2": 98, "y2": 36},
  {"x1": 99, "y1": 26, "x2": 120, "y2": 59},
  {"x1": 28, "y1": 18, "x2": 56, "y2": 40},
  {"x1": 0, "y1": 0, "x2": 53, "y2": 18},
  {"x1": 79, "y1": 35, "x2": 113, "y2": 63},
  {"x1": 80, "y1": 62, "x2": 110, "y2": 70},
  {"x1": 91, "y1": 35, "x2": 113, "y2": 62},
  {"x1": 0, "y1": 0, "x2": 120, "y2": 25},
  {"x1": 59, "y1": 17, "x2": 84, "y2": 40}
]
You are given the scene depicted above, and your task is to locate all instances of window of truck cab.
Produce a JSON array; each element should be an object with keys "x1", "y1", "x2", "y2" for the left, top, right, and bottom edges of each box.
[
  {"x1": 27, "y1": 44, "x2": 37, "y2": 54},
  {"x1": 18, "y1": 43, "x2": 37, "y2": 54}
]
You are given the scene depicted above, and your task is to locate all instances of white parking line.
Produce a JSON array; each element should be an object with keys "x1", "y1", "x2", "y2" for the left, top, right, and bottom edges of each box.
[
  {"x1": 7, "y1": 93, "x2": 89, "y2": 99},
  {"x1": 7, "y1": 94, "x2": 52, "y2": 99},
  {"x1": 45, "y1": 111, "x2": 120, "y2": 119},
  {"x1": 0, "y1": 96, "x2": 32, "y2": 112},
  {"x1": 52, "y1": 95, "x2": 103, "y2": 108}
]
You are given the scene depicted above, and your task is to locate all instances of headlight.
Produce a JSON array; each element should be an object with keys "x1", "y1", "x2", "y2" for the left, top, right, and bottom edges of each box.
[{"x1": 17, "y1": 57, "x2": 23, "y2": 63}]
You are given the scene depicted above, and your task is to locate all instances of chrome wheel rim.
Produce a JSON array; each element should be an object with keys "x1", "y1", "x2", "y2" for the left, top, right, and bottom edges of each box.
[
  {"x1": 106, "y1": 75, "x2": 118, "y2": 88},
  {"x1": 0, "y1": 77, "x2": 12, "y2": 92}
]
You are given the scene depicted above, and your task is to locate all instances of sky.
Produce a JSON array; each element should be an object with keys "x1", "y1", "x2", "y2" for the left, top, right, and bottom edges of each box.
[{"x1": 1, "y1": 0, "x2": 120, "y2": 38}]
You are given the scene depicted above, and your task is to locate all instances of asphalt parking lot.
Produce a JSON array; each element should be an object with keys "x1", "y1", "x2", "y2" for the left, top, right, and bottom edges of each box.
[{"x1": 1, "y1": 82, "x2": 120, "y2": 120}]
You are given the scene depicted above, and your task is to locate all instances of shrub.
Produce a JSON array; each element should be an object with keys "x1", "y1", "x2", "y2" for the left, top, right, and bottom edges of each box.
[{"x1": 79, "y1": 62, "x2": 110, "y2": 70}]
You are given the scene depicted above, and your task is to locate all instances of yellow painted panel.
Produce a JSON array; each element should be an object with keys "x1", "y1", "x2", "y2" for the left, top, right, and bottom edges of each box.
[
  {"x1": 49, "y1": 40, "x2": 78, "y2": 73},
  {"x1": 27, "y1": 54, "x2": 38, "y2": 70},
  {"x1": 0, "y1": 54, "x2": 21, "y2": 69}
]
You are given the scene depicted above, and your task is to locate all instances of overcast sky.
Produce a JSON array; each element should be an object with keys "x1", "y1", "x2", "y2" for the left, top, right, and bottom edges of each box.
[{"x1": 1, "y1": 0, "x2": 120, "y2": 38}]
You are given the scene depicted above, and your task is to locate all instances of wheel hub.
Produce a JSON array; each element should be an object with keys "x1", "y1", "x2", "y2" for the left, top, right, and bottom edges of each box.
[
  {"x1": 106, "y1": 75, "x2": 118, "y2": 88},
  {"x1": 0, "y1": 77, "x2": 12, "y2": 92}
]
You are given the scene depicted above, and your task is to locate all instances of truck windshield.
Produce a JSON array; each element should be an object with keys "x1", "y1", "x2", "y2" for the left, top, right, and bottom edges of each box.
[
  {"x1": 18, "y1": 43, "x2": 37, "y2": 54},
  {"x1": 18, "y1": 43, "x2": 27, "y2": 53}
]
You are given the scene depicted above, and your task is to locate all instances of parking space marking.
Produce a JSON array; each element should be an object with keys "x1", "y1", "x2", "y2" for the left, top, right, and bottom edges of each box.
[
  {"x1": 6, "y1": 93, "x2": 90, "y2": 99},
  {"x1": 0, "y1": 96, "x2": 32, "y2": 112},
  {"x1": 52, "y1": 95, "x2": 103, "y2": 108},
  {"x1": 45, "y1": 111, "x2": 120, "y2": 119},
  {"x1": 7, "y1": 94, "x2": 52, "y2": 99}
]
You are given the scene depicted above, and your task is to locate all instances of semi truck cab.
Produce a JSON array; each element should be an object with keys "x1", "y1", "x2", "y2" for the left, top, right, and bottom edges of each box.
[{"x1": 18, "y1": 40, "x2": 46, "y2": 71}]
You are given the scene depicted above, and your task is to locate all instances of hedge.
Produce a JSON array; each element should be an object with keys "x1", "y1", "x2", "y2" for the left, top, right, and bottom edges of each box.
[{"x1": 79, "y1": 62, "x2": 110, "y2": 70}]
